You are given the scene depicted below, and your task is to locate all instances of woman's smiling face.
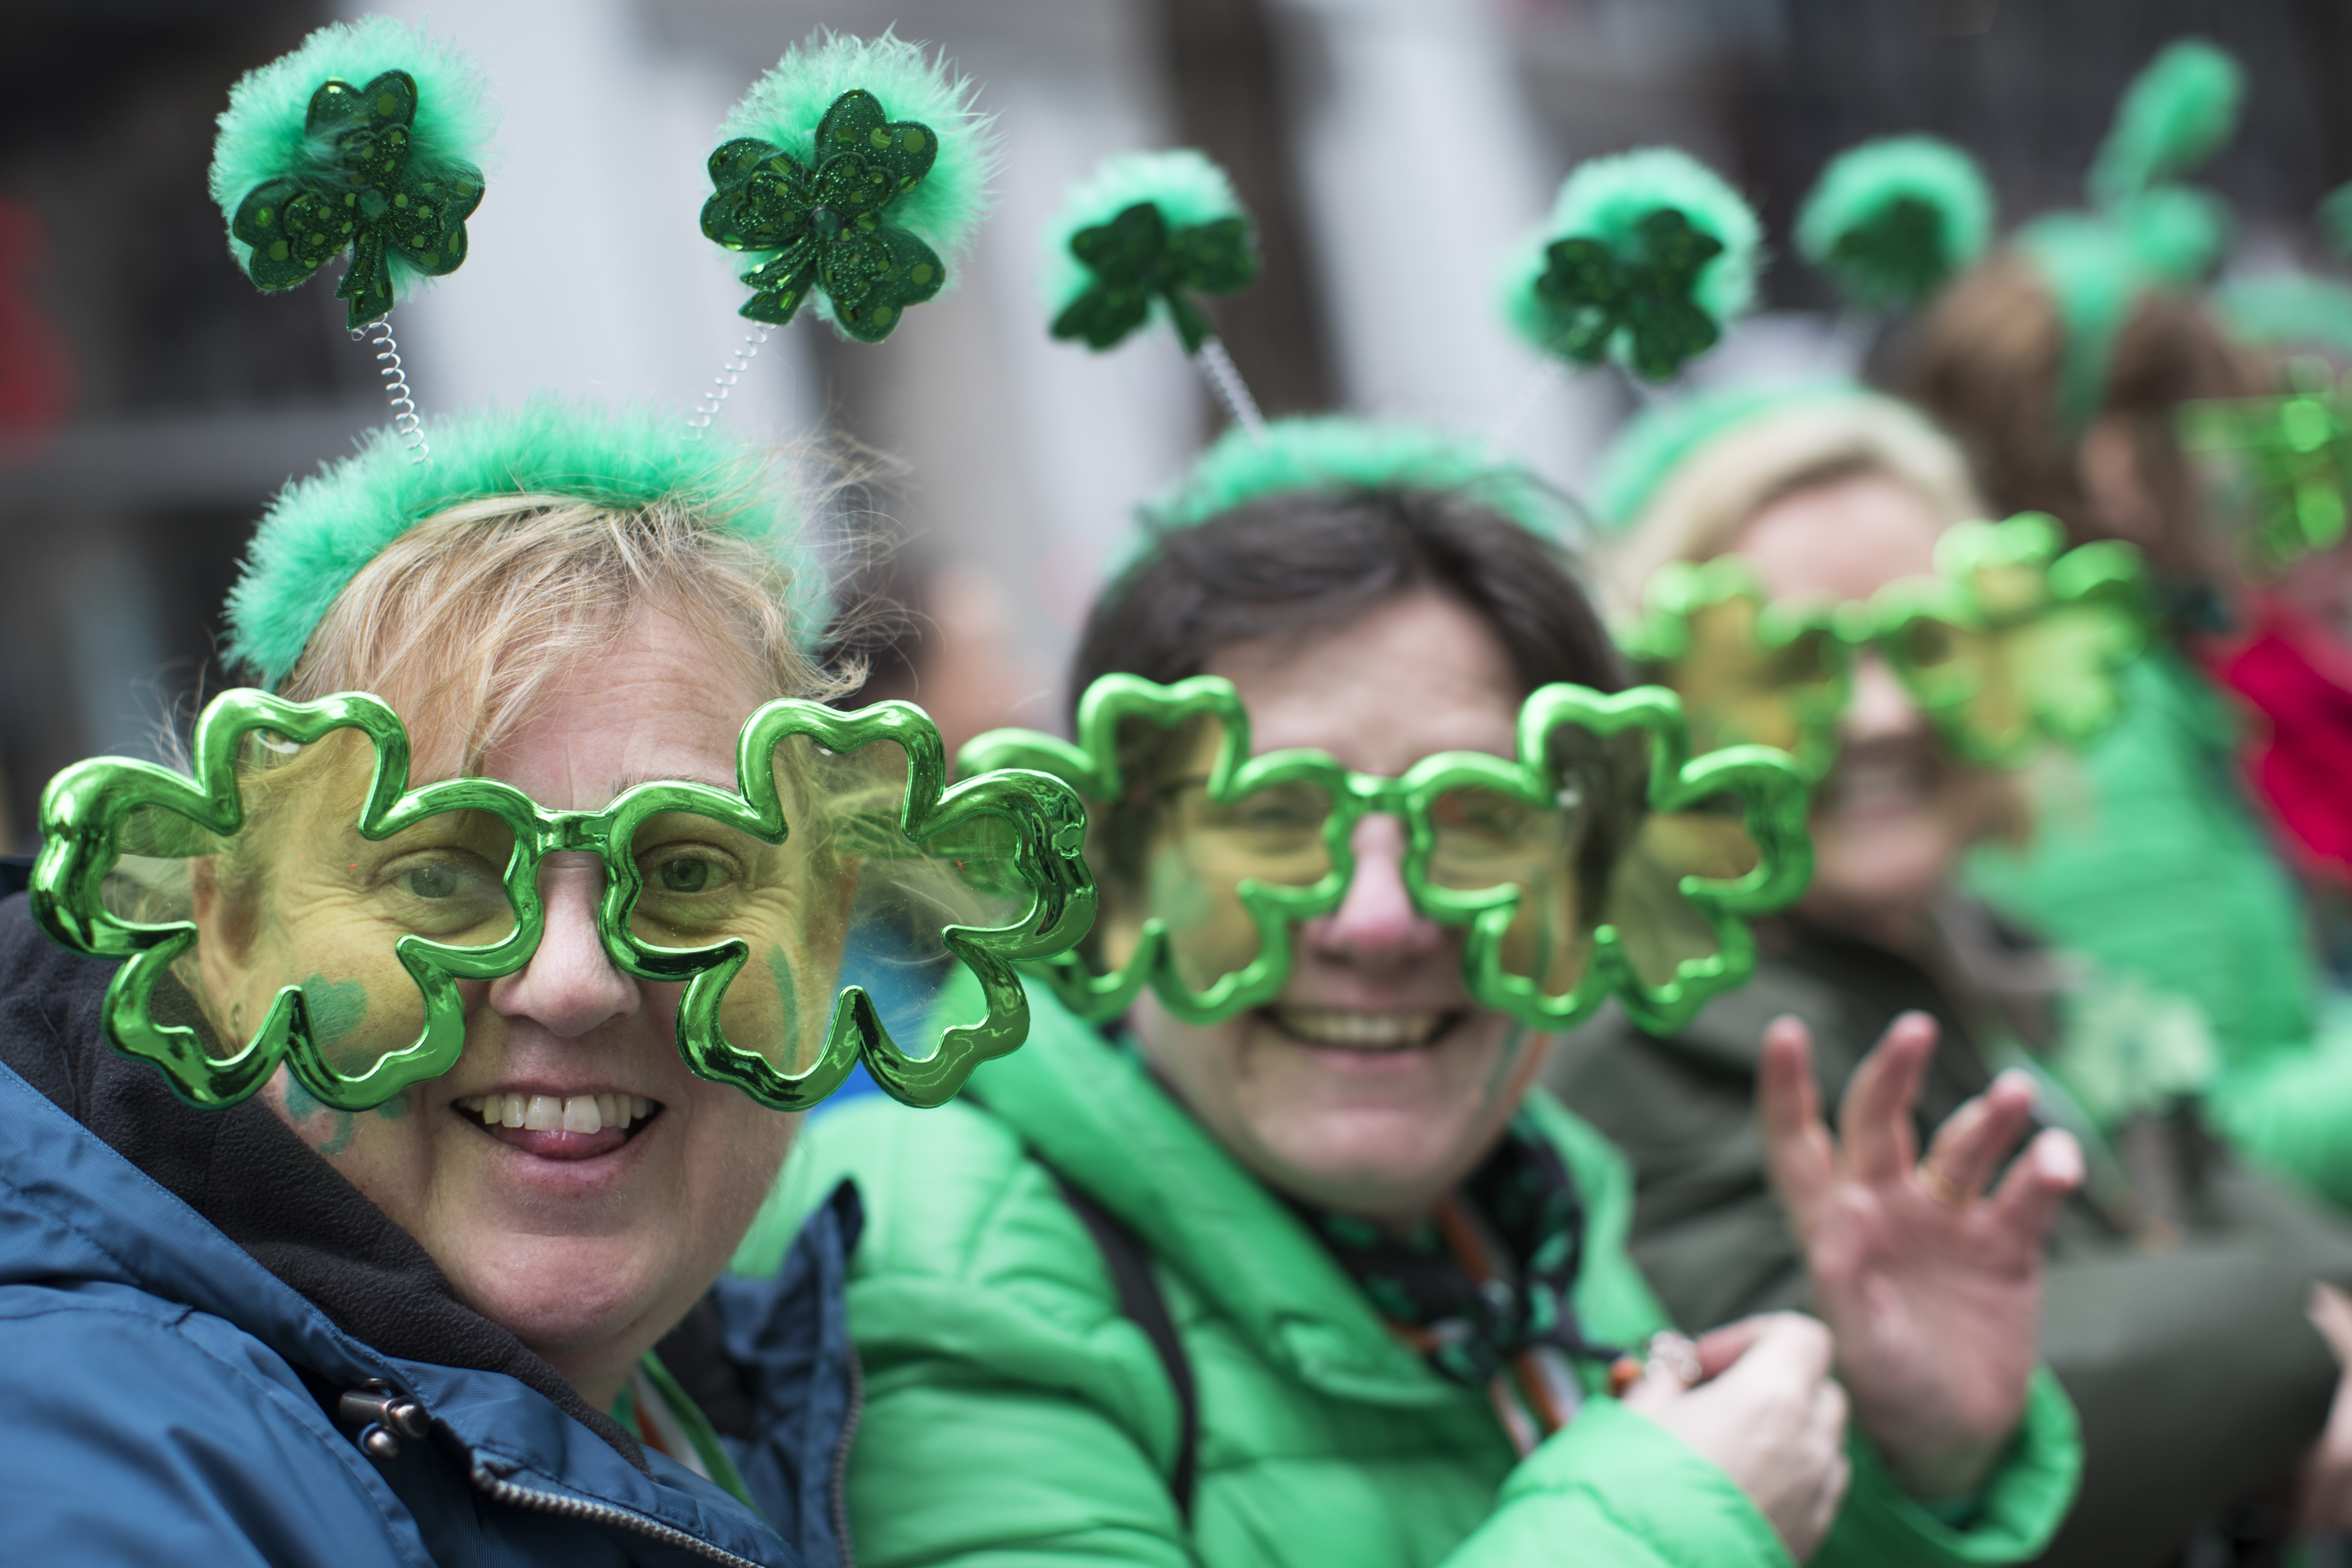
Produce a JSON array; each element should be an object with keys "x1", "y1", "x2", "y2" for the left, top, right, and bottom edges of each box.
[
  {"x1": 1126, "y1": 591, "x2": 1551, "y2": 1230},
  {"x1": 1731, "y1": 472, "x2": 2009, "y2": 942},
  {"x1": 196, "y1": 606, "x2": 809, "y2": 1406}
]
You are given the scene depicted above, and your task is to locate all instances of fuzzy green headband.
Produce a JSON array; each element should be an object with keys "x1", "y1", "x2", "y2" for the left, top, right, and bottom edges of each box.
[
  {"x1": 209, "y1": 16, "x2": 493, "y2": 330},
  {"x1": 1590, "y1": 380, "x2": 1877, "y2": 531},
  {"x1": 1141, "y1": 415, "x2": 1580, "y2": 542},
  {"x1": 225, "y1": 399, "x2": 829, "y2": 688},
  {"x1": 1501, "y1": 147, "x2": 1761, "y2": 383}
]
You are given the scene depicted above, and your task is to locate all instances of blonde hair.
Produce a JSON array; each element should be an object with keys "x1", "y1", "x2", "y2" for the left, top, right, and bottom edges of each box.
[
  {"x1": 1606, "y1": 391, "x2": 1986, "y2": 610},
  {"x1": 279, "y1": 492, "x2": 850, "y2": 775}
]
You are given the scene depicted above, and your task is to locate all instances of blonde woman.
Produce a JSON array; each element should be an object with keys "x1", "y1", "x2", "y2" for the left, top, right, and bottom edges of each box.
[{"x1": 1555, "y1": 383, "x2": 2352, "y2": 1562}]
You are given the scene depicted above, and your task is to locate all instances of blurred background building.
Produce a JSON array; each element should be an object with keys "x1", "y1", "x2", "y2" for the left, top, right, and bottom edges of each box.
[{"x1": 2, "y1": 0, "x2": 2347, "y2": 844}]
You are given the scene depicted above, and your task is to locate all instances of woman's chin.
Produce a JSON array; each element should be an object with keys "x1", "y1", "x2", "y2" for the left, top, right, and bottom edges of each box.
[{"x1": 446, "y1": 1236, "x2": 663, "y2": 1359}]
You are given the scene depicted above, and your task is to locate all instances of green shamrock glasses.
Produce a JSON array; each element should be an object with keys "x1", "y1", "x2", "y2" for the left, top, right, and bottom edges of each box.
[
  {"x1": 957, "y1": 673, "x2": 1811, "y2": 1036},
  {"x1": 32, "y1": 689, "x2": 1091, "y2": 1112},
  {"x1": 1620, "y1": 514, "x2": 2150, "y2": 776}
]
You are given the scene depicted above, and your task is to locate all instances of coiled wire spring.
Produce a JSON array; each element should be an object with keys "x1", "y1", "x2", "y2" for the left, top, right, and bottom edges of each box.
[
  {"x1": 687, "y1": 324, "x2": 774, "y2": 437},
  {"x1": 353, "y1": 314, "x2": 429, "y2": 465}
]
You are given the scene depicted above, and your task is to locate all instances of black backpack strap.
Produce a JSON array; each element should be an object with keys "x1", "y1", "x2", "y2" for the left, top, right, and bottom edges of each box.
[{"x1": 1048, "y1": 1169, "x2": 1199, "y2": 1523}]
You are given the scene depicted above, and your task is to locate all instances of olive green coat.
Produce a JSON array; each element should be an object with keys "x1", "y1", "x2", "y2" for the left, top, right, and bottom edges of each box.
[
  {"x1": 1551, "y1": 914, "x2": 2352, "y2": 1567},
  {"x1": 743, "y1": 988, "x2": 2081, "y2": 1568}
]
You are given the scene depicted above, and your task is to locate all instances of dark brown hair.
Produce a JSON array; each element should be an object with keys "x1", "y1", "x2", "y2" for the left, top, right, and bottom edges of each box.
[
  {"x1": 1896, "y1": 253, "x2": 2263, "y2": 578},
  {"x1": 1072, "y1": 484, "x2": 1624, "y2": 707}
]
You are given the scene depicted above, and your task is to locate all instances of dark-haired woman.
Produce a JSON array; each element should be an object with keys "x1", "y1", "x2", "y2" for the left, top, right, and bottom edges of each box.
[{"x1": 760, "y1": 423, "x2": 2083, "y2": 1567}]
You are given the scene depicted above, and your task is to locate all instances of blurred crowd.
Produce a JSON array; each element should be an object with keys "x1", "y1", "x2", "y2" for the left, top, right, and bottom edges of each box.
[{"x1": 10, "y1": 5, "x2": 2352, "y2": 1568}]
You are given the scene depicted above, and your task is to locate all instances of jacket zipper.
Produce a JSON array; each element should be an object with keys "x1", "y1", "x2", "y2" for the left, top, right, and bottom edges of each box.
[
  {"x1": 829, "y1": 1342, "x2": 865, "y2": 1568},
  {"x1": 470, "y1": 1461, "x2": 766, "y2": 1567}
]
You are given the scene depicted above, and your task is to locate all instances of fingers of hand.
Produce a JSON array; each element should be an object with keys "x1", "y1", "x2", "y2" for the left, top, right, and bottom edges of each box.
[
  {"x1": 1920, "y1": 1069, "x2": 2040, "y2": 1207},
  {"x1": 2312, "y1": 1284, "x2": 2352, "y2": 1365},
  {"x1": 1728, "y1": 1312, "x2": 1836, "y2": 1390},
  {"x1": 1760, "y1": 1017, "x2": 1835, "y2": 1211},
  {"x1": 1837, "y1": 1012, "x2": 1937, "y2": 1185},
  {"x1": 1986, "y1": 1127, "x2": 2084, "y2": 1242}
]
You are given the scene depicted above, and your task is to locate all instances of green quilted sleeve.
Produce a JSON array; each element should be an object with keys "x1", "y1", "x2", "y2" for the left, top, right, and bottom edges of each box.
[
  {"x1": 1444, "y1": 1398, "x2": 1792, "y2": 1567},
  {"x1": 1817, "y1": 1368, "x2": 2081, "y2": 1567}
]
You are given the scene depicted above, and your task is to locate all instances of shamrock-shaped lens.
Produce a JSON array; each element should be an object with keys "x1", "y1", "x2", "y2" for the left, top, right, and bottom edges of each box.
[
  {"x1": 1407, "y1": 689, "x2": 1808, "y2": 1034},
  {"x1": 37, "y1": 692, "x2": 1091, "y2": 1113},
  {"x1": 1106, "y1": 715, "x2": 1340, "y2": 999}
]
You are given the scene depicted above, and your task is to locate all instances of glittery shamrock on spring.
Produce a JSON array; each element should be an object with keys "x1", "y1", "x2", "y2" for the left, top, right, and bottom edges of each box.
[
  {"x1": 701, "y1": 89, "x2": 946, "y2": 342},
  {"x1": 1533, "y1": 209, "x2": 1726, "y2": 382},
  {"x1": 31, "y1": 689, "x2": 1093, "y2": 1115},
  {"x1": 231, "y1": 71, "x2": 483, "y2": 331},
  {"x1": 1050, "y1": 201, "x2": 1258, "y2": 354}
]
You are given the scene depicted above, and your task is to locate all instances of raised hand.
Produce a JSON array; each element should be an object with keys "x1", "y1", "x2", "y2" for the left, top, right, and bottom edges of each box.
[
  {"x1": 1759, "y1": 1011, "x2": 2082, "y2": 1501},
  {"x1": 1622, "y1": 1313, "x2": 1851, "y2": 1561}
]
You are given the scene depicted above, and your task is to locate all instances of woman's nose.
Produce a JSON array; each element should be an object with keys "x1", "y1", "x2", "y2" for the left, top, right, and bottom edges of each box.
[
  {"x1": 486, "y1": 854, "x2": 640, "y2": 1037},
  {"x1": 1841, "y1": 652, "x2": 1926, "y2": 744},
  {"x1": 1303, "y1": 814, "x2": 1444, "y2": 962}
]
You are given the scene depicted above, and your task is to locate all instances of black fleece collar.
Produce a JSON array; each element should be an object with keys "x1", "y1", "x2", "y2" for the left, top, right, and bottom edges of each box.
[{"x1": 0, "y1": 893, "x2": 646, "y2": 1469}]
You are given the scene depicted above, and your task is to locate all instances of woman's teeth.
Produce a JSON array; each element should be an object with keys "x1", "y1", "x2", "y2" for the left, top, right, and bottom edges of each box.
[
  {"x1": 453, "y1": 1092, "x2": 653, "y2": 1134},
  {"x1": 1271, "y1": 1008, "x2": 1449, "y2": 1050}
]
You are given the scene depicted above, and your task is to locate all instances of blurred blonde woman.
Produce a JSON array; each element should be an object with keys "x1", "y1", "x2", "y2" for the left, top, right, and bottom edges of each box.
[{"x1": 1554, "y1": 382, "x2": 2352, "y2": 1563}]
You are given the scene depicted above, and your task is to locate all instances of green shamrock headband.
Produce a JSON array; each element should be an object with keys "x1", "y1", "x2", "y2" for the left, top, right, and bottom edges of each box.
[
  {"x1": 31, "y1": 688, "x2": 1091, "y2": 1113},
  {"x1": 210, "y1": 15, "x2": 491, "y2": 334},
  {"x1": 223, "y1": 398, "x2": 834, "y2": 688},
  {"x1": 2021, "y1": 38, "x2": 2243, "y2": 434},
  {"x1": 700, "y1": 30, "x2": 996, "y2": 345},
  {"x1": 1795, "y1": 136, "x2": 1993, "y2": 314},
  {"x1": 1622, "y1": 514, "x2": 2151, "y2": 776},
  {"x1": 958, "y1": 674, "x2": 1810, "y2": 1037},
  {"x1": 1500, "y1": 147, "x2": 1761, "y2": 385},
  {"x1": 1143, "y1": 414, "x2": 1581, "y2": 542},
  {"x1": 1039, "y1": 147, "x2": 1266, "y2": 433}
]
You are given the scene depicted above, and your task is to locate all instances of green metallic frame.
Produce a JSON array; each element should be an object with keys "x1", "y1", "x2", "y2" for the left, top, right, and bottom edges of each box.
[
  {"x1": 2181, "y1": 372, "x2": 2352, "y2": 571},
  {"x1": 32, "y1": 688, "x2": 1093, "y2": 1113},
  {"x1": 1621, "y1": 513, "x2": 2149, "y2": 774},
  {"x1": 959, "y1": 674, "x2": 1354, "y2": 1025},
  {"x1": 1395, "y1": 684, "x2": 1811, "y2": 1036},
  {"x1": 957, "y1": 672, "x2": 1812, "y2": 1035}
]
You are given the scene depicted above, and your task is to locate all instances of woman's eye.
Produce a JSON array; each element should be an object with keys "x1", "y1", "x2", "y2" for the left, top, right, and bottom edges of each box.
[
  {"x1": 402, "y1": 863, "x2": 460, "y2": 900},
  {"x1": 654, "y1": 856, "x2": 719, "y2": 893}
]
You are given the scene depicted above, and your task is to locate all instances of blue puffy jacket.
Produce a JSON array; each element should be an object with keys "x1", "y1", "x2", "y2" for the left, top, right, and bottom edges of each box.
[{"x1": 0, "y1": 893, "x2": 859, "y2": 1567}]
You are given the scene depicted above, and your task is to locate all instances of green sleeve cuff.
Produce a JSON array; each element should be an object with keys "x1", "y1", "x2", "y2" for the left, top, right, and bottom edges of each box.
[
  {"x1": 1453, "y1": 1398, "x2": 1793, "y2": 1567},
  {"x1": 1820, "y1": 1367, "x2": 2083, "y2": 1567}
]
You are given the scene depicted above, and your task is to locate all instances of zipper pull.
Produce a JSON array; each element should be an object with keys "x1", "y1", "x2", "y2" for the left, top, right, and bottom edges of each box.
[{"x1": 338, "y1": 1378, "x2": 430, "y2": 1460}]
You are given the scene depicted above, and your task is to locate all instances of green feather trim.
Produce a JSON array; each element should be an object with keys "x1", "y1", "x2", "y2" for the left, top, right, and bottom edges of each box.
[
  {"x1": 1502, "y1": 147, "x2": 1761, "y2": 378},
  {"x1": 224, "y1": 399, "x2": 829, "y2": 686},
  {"x1": 1795, "y1": 135, "x2": 1992, "y2": 310},
  {"x1": 2214, "y1": 273, "x2": 2352, "y2": 357},
  {"x1": 717, "y1": 29, "x2": 997, "y2": 329},
  {"x1": 1143, "y1": 416, "x2": 1577, "y2": 541},
  {"x1": 208, "y1": 16, "x2": 493, "y2": 294},
  {"x1": 1591, "y1": 380, "x2": 1870, "y2": 531},
  {"x1": 2089, "y1": 37, "x2": 2243, "y2": 205}
]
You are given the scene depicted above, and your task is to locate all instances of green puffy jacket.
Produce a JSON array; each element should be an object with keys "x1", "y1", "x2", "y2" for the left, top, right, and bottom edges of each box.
[
  {"x1": 740, "y1": 990, "x2": 2080, "y2": 1568},
  {"x1": 1967, "y1": 649, "x2": 2352, "y2": 1205}
]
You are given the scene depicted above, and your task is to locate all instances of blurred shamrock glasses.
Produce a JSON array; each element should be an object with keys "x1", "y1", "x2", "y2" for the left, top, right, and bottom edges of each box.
[
  {"x1": 1621, "y1": 514, "x2": 2151, "y2": 776},
  {"x1": 958, "y1": 672, "x2": 1811, "y2": 1036},
  {"x1": 32, "y1": 689, "x2": 1092, "y2": 1113}
]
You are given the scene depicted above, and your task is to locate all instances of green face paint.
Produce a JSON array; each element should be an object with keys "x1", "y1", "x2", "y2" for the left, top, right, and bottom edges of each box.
[{"x1": 31, "y1": 689, "x2": 1094, "y2": 1117}]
